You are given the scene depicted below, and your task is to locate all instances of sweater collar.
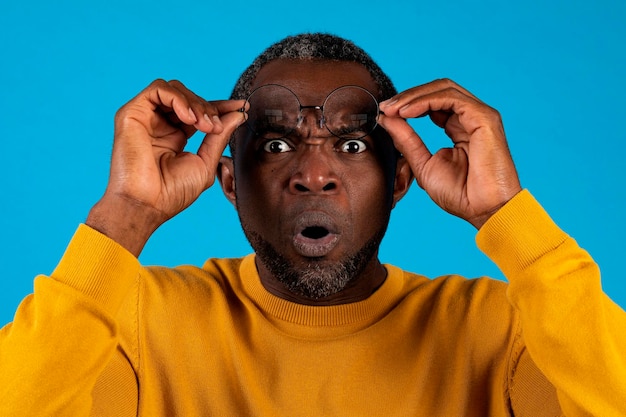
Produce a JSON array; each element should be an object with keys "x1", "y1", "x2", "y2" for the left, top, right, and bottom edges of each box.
[{"x1": 237, "y1": 254, "x2": 405, "y2": 332}]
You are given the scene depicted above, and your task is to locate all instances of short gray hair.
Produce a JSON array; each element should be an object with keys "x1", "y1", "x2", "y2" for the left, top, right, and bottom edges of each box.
[{"x1": 230, "y1": 33, "x2": 396, "y2": 101}]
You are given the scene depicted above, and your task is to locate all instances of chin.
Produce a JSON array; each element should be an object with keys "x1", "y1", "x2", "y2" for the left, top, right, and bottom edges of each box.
[{"x1": 245, "y1": 227, "x2": 385, "y2": 300}]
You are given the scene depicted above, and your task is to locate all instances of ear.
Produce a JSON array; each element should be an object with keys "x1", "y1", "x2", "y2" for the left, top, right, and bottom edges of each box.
[
  {"x1": 217, "y1": 156, "x2": 237, "y2": 206},
  {"x1": 391, "y1": 156, "x2": 413, "y2": 208}
]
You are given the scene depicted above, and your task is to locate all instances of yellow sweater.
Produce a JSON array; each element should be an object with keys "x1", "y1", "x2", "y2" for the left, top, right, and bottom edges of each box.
[{"x1": 1, "y1": 190, "x2": 625, "y2": 416}]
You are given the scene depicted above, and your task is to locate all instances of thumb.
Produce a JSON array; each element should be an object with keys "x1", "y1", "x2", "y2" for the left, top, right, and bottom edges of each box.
[
  {"x1": 378, "y1": 115, "x2": 432, "y2": 188},
  {"x1": 196, "y1": 110, "x2": 246, "y2": 188}
]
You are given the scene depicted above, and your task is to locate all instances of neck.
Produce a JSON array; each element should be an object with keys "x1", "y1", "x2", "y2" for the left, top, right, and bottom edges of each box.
[{"x1": 256, "y1": 256, "x2": 388, "y2": 306}]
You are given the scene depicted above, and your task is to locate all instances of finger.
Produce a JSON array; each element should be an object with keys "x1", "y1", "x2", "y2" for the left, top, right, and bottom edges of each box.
[
  {"x1": 196, "y1": 110, "x2": 246, "y2": 187},
  {"x1": 197, "y1": 99, "x2": 248, "y2": 135},
  {"x1": 380, "y1": 78, "x2": 482, "y2": 116},
  {"x1": 420, "y1": 79, "x2": 481, "y2": 101},
  {"x1": 165, "y1": 80, "x2": 222, "y2": 134},
  {"x1": 381, "y1": 78, "x2": 481, "y2": 109},
  {"x1": 428, "y1": 110, "x2": 453, "y2": 129},
  {"x1": 160, "y1": 81, "x2": 244, "y2": 136},
  {"x1": 390, "y1": 92, "x2": 495, "y2": 141},
  {"x1": 213, "y1": 99, "x2": 248, "y2": 114},
  {"x1": 142, "y1": 79, "x2": 200, "y2": 127},
  {"x1": 150, "y1": 105, "x2": 199, "y2": 140},
  {"x1": 377, "y1": 114, "x2": 432, "y2": 187},
  {"x1": 397, "y1": 89, "x2": 475, "y2": 120},
  {"x1": 189, "y1": 99, "x2": 248, "y2": 135}
]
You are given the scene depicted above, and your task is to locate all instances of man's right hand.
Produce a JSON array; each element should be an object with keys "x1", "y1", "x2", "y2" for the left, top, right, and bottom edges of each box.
[{"x1": 86, "y1": 79, "x2": 246, "y2": 257}]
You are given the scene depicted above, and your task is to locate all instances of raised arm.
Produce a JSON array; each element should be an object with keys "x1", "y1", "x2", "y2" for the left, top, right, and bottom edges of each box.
[
  {"x1": 87, "y1": 79, "x2": 245, "y2": 256},
  {"x1": 0, "y1": 80, "x2": 245, "y2": 416}
]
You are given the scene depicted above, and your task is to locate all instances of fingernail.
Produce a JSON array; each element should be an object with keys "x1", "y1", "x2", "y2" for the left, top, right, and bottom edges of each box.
[
  {"x1": 212, "y1": 115, "x2": 223, "y2": 127},
  {"x1": 188, "y1": 107, "x2": 198, "y2": 123},
  {"x1": 380, "y1": 98, "x2": 398, "y2": 108}
]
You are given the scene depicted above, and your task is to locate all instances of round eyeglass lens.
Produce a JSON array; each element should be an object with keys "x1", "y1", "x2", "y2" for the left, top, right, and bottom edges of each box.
[
  {"x1": 245, "y1": 84, "x2": 300, "y2": 139},
  {"x1": 244, "y1": 84, "x2": 380, "y2": 139},
  {"x1": 322, "y1": 86, "x2": 379, "y2": 139}
]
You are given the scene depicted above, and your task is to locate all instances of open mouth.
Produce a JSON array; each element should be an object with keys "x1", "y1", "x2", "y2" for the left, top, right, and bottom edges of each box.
[
  {"x1": 292, "y1": 213, "x2": 340, "y2": 257},
  {"x1": 301, "y1": 226, "x2": 330, "y2": 240}
]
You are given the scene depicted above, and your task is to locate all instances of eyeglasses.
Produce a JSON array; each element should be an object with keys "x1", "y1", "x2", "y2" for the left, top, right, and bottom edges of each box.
[{"x1": 242, "y1": 84, "x2": 380, "y2": 140}]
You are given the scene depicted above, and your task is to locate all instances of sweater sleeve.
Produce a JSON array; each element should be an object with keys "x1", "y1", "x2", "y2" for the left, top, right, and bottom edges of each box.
[
  {"x1": 0, "y1": 224, "x2": 140, "y2": 417},
  {"x1": 476, "y1": 190, "x2": 626, "y2": 417}
]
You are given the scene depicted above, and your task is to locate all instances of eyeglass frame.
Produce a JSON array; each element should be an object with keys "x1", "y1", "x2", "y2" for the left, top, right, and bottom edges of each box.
[{"x1": 239, "y1": 83, "x2": 383, "y2": 140}]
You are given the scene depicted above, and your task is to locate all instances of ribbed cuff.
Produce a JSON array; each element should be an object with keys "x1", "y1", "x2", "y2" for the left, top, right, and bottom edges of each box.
[
  {"x1": 476, "y1": 190, "x2": 569, "y2": 278},
  {"x1": 51, "y1": 224, "x2": 140, "y2": 316}
]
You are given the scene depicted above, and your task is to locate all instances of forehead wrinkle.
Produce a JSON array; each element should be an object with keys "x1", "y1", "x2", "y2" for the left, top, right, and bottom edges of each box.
[
  {"x1": 251, "y1": 59, "x2": 379, "y2": 103},
  {"x1": 288, "y1": 80, "x2": 327, "y2": 106}
]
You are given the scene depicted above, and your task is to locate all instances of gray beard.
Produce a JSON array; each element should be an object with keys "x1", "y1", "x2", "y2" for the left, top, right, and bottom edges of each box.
[{"x1": 244, "y1": 228, "x2": 385, "y2": 300}]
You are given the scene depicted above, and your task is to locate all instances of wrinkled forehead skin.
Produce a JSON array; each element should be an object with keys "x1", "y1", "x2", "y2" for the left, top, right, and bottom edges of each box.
[{"x1": 250, "y1": 59, "x2": 381, "y2": 104}]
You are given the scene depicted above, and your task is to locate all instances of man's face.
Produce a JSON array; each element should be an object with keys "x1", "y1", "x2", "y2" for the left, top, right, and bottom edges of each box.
[{"x1": 228, "y1": 59, "x2": 404, "y2": 301}]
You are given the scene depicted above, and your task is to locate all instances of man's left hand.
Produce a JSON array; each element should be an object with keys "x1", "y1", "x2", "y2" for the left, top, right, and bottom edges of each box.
[{"x1": 378, "y1": 78, "x2": 522, "y2": 229}]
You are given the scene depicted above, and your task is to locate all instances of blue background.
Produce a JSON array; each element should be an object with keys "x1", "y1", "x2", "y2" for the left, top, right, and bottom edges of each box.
[{"x1": 1, "y1": 0, "x2": 624, "y2": 326}]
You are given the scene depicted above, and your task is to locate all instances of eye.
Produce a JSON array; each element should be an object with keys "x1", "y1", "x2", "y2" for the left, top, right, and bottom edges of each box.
[
  {"x1": 339, "y1": 139, "x2": 367, "y2": 154},
  {"x1": 263, "y1": 139, "x2": 293, "y2": 153}
]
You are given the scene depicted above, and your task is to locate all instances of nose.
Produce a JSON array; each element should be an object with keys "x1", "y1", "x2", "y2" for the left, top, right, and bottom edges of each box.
[{"x1": 288, "y1": 147, "x2": 340, "y2": 195}]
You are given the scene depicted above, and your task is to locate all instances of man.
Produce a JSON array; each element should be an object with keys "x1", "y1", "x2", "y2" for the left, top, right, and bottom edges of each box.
[{"x1": 0, "y1": 33, "x2": 624, "y2": 416}]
